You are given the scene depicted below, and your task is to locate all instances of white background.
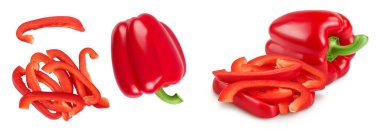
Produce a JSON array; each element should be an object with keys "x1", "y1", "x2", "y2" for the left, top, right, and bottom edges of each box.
[{"x1": 0, "y1": 0, "x2": 379, "y2": 131}]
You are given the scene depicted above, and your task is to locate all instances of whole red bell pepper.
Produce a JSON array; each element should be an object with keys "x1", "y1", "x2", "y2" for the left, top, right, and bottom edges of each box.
[
  {"x1": 111, "y1": 13, "x2": 186, "y2": 104},
  {"x1": 265, "y1": 10, "x2": 368, "y2": 84}
]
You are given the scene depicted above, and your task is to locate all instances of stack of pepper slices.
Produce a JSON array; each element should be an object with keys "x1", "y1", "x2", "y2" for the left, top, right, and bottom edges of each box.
[
  {"x1": 14, "y1": 16, "x2": 109, "y2": 121},
  {"x1": 213, "y1": 10, "x2": 368, "y2": 118}
]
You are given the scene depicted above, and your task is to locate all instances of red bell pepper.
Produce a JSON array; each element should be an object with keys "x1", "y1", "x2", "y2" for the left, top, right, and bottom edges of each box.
[
  {"x1": 16, "y1": 16, "x2": 85, "y2": 44},
  {"x1": 265, "y1": 10, "x2": 368, "y2": 84},
  {"x1": 111, "y1": 13, "x2": 186, "y2": 104}
]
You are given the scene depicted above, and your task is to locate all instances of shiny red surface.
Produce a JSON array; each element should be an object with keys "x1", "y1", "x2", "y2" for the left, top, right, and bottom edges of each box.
[
  {"x1": 112, "y1": 13, "x2": 186, "y2": 97},
  {"x1": 265, "y1": 10, "x2": 355, "y2": 83}
]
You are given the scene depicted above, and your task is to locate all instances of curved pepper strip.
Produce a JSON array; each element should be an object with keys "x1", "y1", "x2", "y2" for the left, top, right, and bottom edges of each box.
[
  {"x1": 265, "y1": 10, "x2": 368, "y2": 83},
  {"x1": 245, "y1": 88, "x2": 293, "y2": 105},
  {"x1": 31, "y1": 53, "x2": 75, "y2": 118},
  {"x1": 35, "y1": 71, "x2": 73, "y2": 113},
  {"x1": 213, "y1": 57, "x2": 302, "y2": 83},
  {"x1": 213, "y1": 78, "x2": 279, "y2": 118},
  {"x1": 47, "y1": 49, "x2": 87, "y2": 97},
  {"x1": 16, "y1": 16, "x2": 85, "y2": 44},
  {"x1": 31, "y1": 52, "x2": 73, "y2": 93},
  {"x1": 79, "y1": 47, "x2": 98, "y2": 82},
  {"x1": 218, "y1": 80, "x2": 313, "y2": 112},
  {"x1": 25, "y1": 62, "x2": 70, "y2": 113},
  {"x1": 42, "y1": 62, "x2": 101, "y2": 105},
  {"x1": 12, "y1": 66, "x2": 62, "y2": 119},
  {"x1": 111, "y1": 13, "x2": 186, "y2": 104},
  {"x1": 214, "y1": 78, "x2": 316, "y2": 116},
  {"x1": 19, "y1": 91, "x2": 85, "y2": 117},
  {"x1": 248, "y1": 54, "x2": 327, "y2": 91},
  {"x1": 78, "y1": 48, "x2": 110, "y2": 108}
]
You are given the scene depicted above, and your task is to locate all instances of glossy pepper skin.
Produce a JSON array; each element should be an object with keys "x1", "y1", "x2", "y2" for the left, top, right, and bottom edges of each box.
[
  {"x1": 213, "y1": 78, "x2": 280, "y2": 118},
  {"x1": 112, "y1": 13, "x2": 186, "y2": 104},
  {"x1": 265, "y1": 10, "x2": 368, "y2": 84}
]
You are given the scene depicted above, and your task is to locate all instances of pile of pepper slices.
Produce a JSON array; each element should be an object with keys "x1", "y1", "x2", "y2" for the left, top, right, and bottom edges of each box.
[
  {"x1": 212, "y1": 10, "x2": 368, "y2": 118},
  {"x1": 14, "y1": 16, "x2": 109, "y2": 121}
]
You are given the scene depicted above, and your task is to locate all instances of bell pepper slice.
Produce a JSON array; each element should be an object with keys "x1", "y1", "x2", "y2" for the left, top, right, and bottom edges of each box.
[
  {"x1": 248, "y1": 54, "x2": 327, "y2": 91},
  {"x1": 25, "y1": 62, "x2": 41, "y2": 91},
  {"x1": 30, "y1": 70, "x2": 72, "y2": 113},
  {"x1": 12, "y1": 66, "x2": 62, "y2": 119},
  {"x1": 47, "y1": 49, "x2": 87, "y2": 97},
  {"x1": 213, "y1": 78, "x2": 279, "y2": 118},
  {"x1": 93, "y1": 97, "x2": 110, "y2": 108},
  {"x1": 78, "y1": 48, "x2": 110, "y2": 107},
  {"x1": 16, "y1": 16, "x2": 85, "y2": 44},
  {"x1": 31, "y1": 52, "x2": 73, "y2": 93},
  {"x1": 42, "y1": 62, "x2": 101, "y2": 105},
  {"x1": 35, "y1": 71, "x2": 62, "y2": 92},
  {"x1": 245, "y1": 88, "x2": 293, "y2": 105},
  {"x1": 218, "y1": 80, "x2": 312, "y2": 112},
  {"x1": 79, "y1": 47, "x2": 98, "y2": 82},
  {"x1": 213, "y1": 65, "x2": 302, "y2": 84},
  {"x1": 19, "y1": 91, "x2": 85, "y2": 117}
]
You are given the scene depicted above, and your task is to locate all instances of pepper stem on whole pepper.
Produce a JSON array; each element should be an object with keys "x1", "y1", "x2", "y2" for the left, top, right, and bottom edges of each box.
[
  {"x1": 326, "y1": 34, "x2": 368, "y2": 62},
  {"x1": 155, "y1": 88, "x2": 183, "y2": 104}
]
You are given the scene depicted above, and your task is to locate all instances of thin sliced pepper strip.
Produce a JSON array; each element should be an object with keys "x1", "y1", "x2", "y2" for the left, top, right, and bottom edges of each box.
[
  {"x1": 213, "y1": 78, "x2": 279, "y2": 118},
  {"x1": 19, "y1": 91, "x2": 85, "y2": 116},
  {"x1": 218, "y1": 80, "x2": 312, "y2": 112},
  {"x1": 248, "y1": 54, "x2": 327, "y2": 91},
  {"x1": 79, "y1": 47, "x2": 98, "y2": 82},
  {"x1": 78, "y1": 48, "x2": 110, "y2": 107},
  {"x1": 93, "y1": 97, "x2": 110, "y2": 108},
  {"x1": 245, "y1": 88, "x2": 293, "y2": 105},
  {"x1": 12, "y1": 66, "x2": 62, "y2": 119},
  {"x1": 35, "y1": 71, "x2": 62, "y2": 92},
  {"x1": 31, "y1": 52, "x2": 73, "y2": 93},
  {"x1": 231, "y1": 57, "x2": 258, "y2": 72},
  {"x1": 26, "y1": 62, "x2": 67, "y2": 111},
  {"x1": 25, "y1": 62, "x2": 41, "y2": 91},
  {"x1": 213, "y1": 62, "x2": 301, "y2": 83},
  {"x1": 35, "y1": 71, "x2": 73, "y2": 113},
  {"x1": 278, "y1": 102, "x2": 290, "y2": 114},
  {"x1": 47, "y1": 49, "x2": 87, "y2": 97},
  {"x1": 16, "y1": 16, "x2": 85, "y2": 44},
  {"x1": 42, "y1": 62, "x2": 101, "y2": 105}
]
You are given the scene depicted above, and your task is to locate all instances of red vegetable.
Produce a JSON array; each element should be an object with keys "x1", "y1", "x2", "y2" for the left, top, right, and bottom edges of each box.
[
  {"x1": 265, "y1": 10, "x2": 368, "y2": 83},
  {"x1": 218, "y1": 80, "x2": 312, "y2": 112},
  {"x1": 213, "y1": 78, "x2": 280, "y2": 118},
  {"x1": 212, "y1": 55, "x2": 320, "y2": 118},
  {"x1": 16, "y1": 16, "x2": 85, "y2": 44},
  {"x1": 19, "y1": 92, "x2": 85, "y2": 117},
  {"x1": 214, "y1": 57, "x2": 302, "y2": 83},
  {"x1": 42, "y1": 61, "x2": 101, "y2": 105},
  {"x1": 12, "y1": 66, "x2": 62, "y2": 120},
  {"x1": 13, "y1": 48, "x2": 109, "y2": 121},
  {"x1": 248, "y1": 54, "x2": 327, "y2": 91},
  {"x1": 111, "y1": 13, "x2": 186, "y2": 104}
]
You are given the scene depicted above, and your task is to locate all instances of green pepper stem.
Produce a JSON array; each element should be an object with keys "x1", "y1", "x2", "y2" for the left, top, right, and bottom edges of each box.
[
  {"x1": 326, "y1": 34, "x2": 368, "y2": 62},
  {"x1": 155, "y1": 88, "x2": 183, "y2": 105}
]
